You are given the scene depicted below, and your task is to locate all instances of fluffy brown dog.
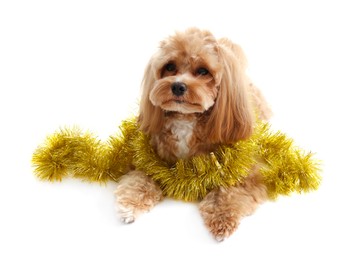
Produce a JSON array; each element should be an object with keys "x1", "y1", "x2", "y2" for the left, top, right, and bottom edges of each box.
[{"x1": 115, "y1": 28, "x2": 272, "y2": 241}]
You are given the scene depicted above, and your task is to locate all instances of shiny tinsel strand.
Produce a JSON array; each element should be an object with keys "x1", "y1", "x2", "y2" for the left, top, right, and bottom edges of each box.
[{"x1": 32, "y1": 118, "x2": 321, "y2": 201}]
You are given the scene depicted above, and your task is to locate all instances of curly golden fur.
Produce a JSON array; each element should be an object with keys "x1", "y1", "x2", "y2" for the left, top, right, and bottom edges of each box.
[{"x1": 115, "y1": 28, "x2": 272, "y2": 241}]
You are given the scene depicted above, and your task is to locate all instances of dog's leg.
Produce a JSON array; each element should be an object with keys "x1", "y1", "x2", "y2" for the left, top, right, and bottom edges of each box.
[
  {"x1": 115, "y1": 170, "x2": 163, "y2": 224},
  {"x1": 199, "y1": 171, "x2": 268, "y2": 241}
]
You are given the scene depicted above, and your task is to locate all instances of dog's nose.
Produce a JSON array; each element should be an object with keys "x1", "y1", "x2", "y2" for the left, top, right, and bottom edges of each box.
[{"x1": 171, "y1": 82, "x2": 187, "y2": 96}]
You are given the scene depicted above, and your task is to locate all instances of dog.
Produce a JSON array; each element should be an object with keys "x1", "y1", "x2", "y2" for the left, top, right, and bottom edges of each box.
[{"x1": 114, "y1": 28, "x2": 272, "y2": 241}]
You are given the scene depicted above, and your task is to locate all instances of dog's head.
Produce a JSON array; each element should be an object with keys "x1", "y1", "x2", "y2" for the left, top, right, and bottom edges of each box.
[{"x1": 139, "y1": 28, "x2": 254, "y2": 144}]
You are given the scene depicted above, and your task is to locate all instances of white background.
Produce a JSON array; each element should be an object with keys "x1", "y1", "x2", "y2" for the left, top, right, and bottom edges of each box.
[{"x1": 1, "y1": 0, "x2": 353, "y2": 259}]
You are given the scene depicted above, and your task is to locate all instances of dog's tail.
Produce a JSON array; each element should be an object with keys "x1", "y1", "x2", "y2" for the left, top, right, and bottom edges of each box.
[{"x1": 32, "y1": 127, "x2": 129, "y2": 183}]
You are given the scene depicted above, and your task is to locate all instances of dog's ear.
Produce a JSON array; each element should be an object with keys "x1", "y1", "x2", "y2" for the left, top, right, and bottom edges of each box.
[
  {"x1": 205, "y1": 39, "x2": 254, "y2": 144},
  {"x1": 138, "y1": 59, "x2": 165, "y2": 134}
]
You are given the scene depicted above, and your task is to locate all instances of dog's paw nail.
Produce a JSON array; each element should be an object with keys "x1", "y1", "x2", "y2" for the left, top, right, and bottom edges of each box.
[
  {"x1": 215, "y1": 236, "x2": 225, "y2": 242},
  {"x1": 121, "y1": 216, "x2": 135, "y2": 224}
]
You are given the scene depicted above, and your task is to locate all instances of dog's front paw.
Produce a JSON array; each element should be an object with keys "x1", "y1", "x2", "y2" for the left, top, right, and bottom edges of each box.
[
  {"x1": 114, "y1": 170, "x2": 163, "y2": 224},
  {"x1": 204, "y1": 213, "x2": 240, "y2": 242},
  {"x1": 199, "y1": 188, "x2": 241, "y2": 241}
]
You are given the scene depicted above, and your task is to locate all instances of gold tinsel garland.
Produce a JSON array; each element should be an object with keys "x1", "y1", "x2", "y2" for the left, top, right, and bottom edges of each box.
[{"x1": 32, "y1": 118, "x2": 321, "y2": 201}]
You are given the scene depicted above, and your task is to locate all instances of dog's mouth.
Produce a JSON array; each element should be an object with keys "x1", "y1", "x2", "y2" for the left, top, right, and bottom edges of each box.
[
  {"x1": 161, "y1": 99, "x2": 204, "y2": 113},
  {"x1": 164, "y1": 99, "x2": 200, "y2": 107}
]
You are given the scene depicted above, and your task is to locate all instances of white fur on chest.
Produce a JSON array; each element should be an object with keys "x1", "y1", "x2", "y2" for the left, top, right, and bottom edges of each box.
[{"x1": 168, "y1": 119, "x2": 196, "y2": 159}]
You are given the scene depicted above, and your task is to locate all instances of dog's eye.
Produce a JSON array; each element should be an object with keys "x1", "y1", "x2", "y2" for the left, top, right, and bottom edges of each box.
[
  {"x1": 165, "y1": 63, "x2": 176, "y2": 72},
  {"x1": 196, "y1": 67, "x2": 209, "y2": 76}
]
